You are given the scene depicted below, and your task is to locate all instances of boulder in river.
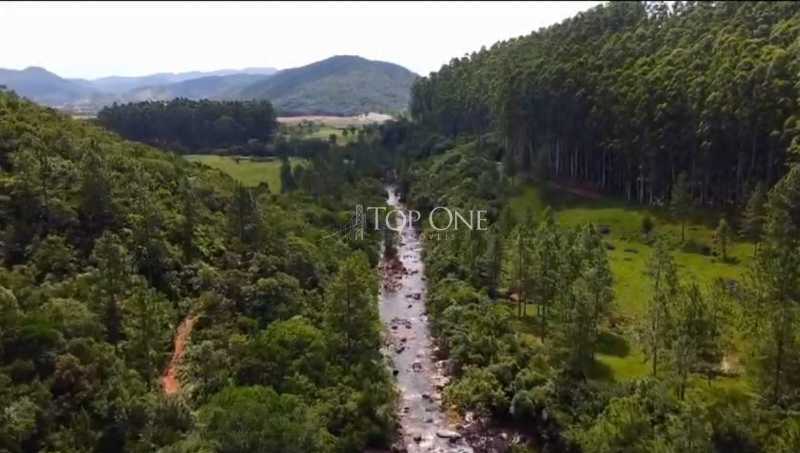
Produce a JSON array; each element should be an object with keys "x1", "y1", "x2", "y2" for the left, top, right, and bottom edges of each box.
[{"x1": 436, "y1": 430, "x2": 462, "y2": 440}]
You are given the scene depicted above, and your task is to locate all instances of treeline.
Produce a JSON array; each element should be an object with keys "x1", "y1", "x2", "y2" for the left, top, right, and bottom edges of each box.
[
  {"x1": 400, "y1": 140, "x2": 800, "y2": 451},
  {"x1": 410, "y1": 1, "x2": 800, "y2": 207},
  {"x1": 97, "y1": 98, "x2": 278, "y2": 152},
  {"x1": 0, "y1": 91, "x2": 396, "y2": 452}
]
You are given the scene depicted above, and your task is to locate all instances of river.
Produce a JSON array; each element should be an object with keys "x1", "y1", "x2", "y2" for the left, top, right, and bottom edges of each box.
[{"x1": 379, "y1": 186, "x2": 473, "y2": 453}]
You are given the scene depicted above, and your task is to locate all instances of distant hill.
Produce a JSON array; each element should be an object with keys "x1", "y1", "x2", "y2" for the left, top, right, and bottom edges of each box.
[
  {"x1": 0, "y1": 57, "x2": 417, "y2": 115},
  {"x1": 126, "y1": 73, "x2": 271, "y2": 102},
  {"x1": 237, "y1": 56, "x2": 418, "y2": 115},
  {"x1": 74, "y1": 67, "x2": 277, "y2": 94},
  {"x1": 0, "y1": 66, "x2": 106, "y2": 106}
]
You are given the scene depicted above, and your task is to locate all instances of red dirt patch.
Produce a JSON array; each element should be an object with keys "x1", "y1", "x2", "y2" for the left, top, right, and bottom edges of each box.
[{"x1": 162, "y1": 315, "x2": 197, "y2": 396}]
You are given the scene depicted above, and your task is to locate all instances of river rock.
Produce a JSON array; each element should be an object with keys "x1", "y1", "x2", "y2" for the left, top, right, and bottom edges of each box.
[{"x1": 436, "y1": 430, "x2": 461, "y2": 440}]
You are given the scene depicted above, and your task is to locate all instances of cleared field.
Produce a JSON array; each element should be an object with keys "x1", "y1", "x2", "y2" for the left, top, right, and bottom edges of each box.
[
  {"x1": 184, "y1": 155, "x2": 304, "y2": 192},
  {"x1": 277, "y1": 112, "x2": 392, "y2": 127},
  {"x1": 507, "y1": 183, "x2": 753, "y2": 385}
]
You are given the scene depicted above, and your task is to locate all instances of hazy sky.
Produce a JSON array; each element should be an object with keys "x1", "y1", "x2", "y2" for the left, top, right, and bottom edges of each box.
[{"x1": 1, "y1": 1, "x2": 602, "y2": 79}]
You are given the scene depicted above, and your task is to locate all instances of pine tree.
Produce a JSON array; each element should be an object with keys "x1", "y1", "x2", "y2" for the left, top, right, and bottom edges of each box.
[
  {"x1": 506, "y1": 224, "x2": 531, "y2": 318},
  {"x1": 643, "y1": 238, "x2": 679, "y2": 377},
  {"x1": 78, "y1": 146, "x2": 115, "y2": 241},
  {"x1": 583, "y1": 244, "x2": 614, "y2": 357},
  {"x1": 122, "y1": 286, "x2": 173, "y2": 387},
  {"x1": 744, "y1": 185, "x2": 800, "y2": 406},
  {"x1": 715, "y1": 218, "x2": 732, "y2": 261},
  {"x1": 740, "y1": 182, "x2": 767, "y2": 252},
  {"x1": 178, "y1": 180, "x2": 198, "y2": 261},
  {"x1": 671, "y1": 283, "x2": 721, "y2": 400},
  {"x1": 670, "y1": 172, "x2": 691, "y2": 242},
  {"x1": 228, "y1": 183, "x2": 262, "y2": 246},
  {"x1": 556, "y1": 277, "x2": 598, "y2": 374},
  {"x1": 280, "y1": 155, "x2": 297, "y2": 193},
  {"x1": 324, "y1": 253, "x2": 381, "y2": 367},
  {"x1": 91, "y1": 232, "x2": 134, "y2": 347}
]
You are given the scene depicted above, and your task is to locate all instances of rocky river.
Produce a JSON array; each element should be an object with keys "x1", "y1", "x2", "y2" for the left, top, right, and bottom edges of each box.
[{"x1": 379, "y1": 187, "x2": 474, "y2": 453}]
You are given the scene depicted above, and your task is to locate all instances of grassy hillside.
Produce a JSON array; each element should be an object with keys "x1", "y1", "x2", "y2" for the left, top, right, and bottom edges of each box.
[{"x1": 239, "y1": 55, "x2": 418, "y2": 115}]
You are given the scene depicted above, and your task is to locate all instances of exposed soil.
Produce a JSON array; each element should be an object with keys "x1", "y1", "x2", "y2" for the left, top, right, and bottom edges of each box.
[{"x1": 162, "y1": 315, "x2": 197, "y2": 396}]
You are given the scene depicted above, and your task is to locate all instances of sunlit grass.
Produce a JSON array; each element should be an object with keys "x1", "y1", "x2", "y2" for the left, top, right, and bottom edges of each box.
[
  {"x1": 184, "y1": 155, "x2": 305, "y2": 192},
  {"x1": 505, "y1": 181, "x2": 753, "y2": 385}
]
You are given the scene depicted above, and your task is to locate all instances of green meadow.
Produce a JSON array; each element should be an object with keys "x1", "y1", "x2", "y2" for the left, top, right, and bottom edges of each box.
[
  {"x1": 184, "y1": 155, "x2": 305, "y2": 192},
  {"x1": 507, "y1": 183, "x2": 753, "y2": 387}
]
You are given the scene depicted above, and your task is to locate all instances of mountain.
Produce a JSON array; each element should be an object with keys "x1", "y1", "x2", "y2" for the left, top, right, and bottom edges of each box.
[
  {"x1": 75, "y1": 67, "x2": 277, "y2": 93},
  {"x1": 0, "y1": 66, "x2": 106, "y2": 106},
  {"x1": 0, "y1": 57, "x2": 417, "y2": 115},
  {"x1": 237, "y1": 55, "x2": 418, "y2": 115},
  {"x1": 125, "y1": 73, "x2": 272, "y2": 102}
]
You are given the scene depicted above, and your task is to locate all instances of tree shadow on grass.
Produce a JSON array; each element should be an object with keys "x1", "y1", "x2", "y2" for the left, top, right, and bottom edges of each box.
[
  {"x1": 586, "y1": 357, "x2": 614, "y2": 381},
  {"x1": 596, "y1": 331, "x2": 630, "y2": 357}
]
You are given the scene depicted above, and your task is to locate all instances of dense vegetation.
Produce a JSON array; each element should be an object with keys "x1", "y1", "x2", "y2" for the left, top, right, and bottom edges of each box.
[
  {"x1": 410, "y1": 1, "x2": 800, "y2": 208},
  {"x1": 387, "y1": 131, "x2": 800, "y2": 451},
  {"x1": 97, "y1": 98, "x2": 278, "y2": 153},
  {"x1": 379, "y1": 1, "x2": 800, "y2": 450},
  {"x1": 0, "y1": 91, "x2": 397, "y2": 452}
]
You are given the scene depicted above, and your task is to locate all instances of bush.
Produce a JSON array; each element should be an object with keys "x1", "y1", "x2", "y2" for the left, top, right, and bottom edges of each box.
[{"x1": 445, "y1": 367, "x2": 510, "y2": 416}]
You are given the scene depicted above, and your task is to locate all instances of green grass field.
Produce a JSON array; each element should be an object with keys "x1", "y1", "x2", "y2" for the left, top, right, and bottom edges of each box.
[
  {"x1": 507, "y1": 182, "x2": 753, "y2": 386},
  {"x1": 184, "y1": 155, "x2": 305, "y2": 192}
]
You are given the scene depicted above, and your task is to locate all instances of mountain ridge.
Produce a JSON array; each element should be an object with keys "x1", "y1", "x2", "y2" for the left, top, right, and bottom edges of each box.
[{"x1": 0, "y1": 56, "x2": 416, "y2": 115}]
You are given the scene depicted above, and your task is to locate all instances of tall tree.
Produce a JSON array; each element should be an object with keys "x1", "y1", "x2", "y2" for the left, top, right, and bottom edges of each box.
[
  {"x1": 78, "y1": 144, "x2": 115, "y2": 242},
  {"x1": 744, "y1": 184, "x2": 800, "y2": 406},
  {"x1": 643, "y1": 239, "x2": 679, "y2": 377},
  {"x1": 91, "y1": 232, "x2": 134, "y2": 347},
  {"x1": 227, "y1": 183, "x2": 263, "y2": 246},
  {"x1": 323, "y1": 253, "x2": 381, "y2": 366},
  {"x1": 280, "y1": 156, "x2": 297, "y2": 193},
  {"x1": 670, "y1": 172, "x2": 691, "y2": 242},
  {"x1": 740, "y1": 182, "x2": 767, "y2": 252},
  {"x1": 715, "y1": 218, "x2": 732, "y2": 262},
  {"x1": 671, "y1": 283, "x2": 722, "y2": 400}
]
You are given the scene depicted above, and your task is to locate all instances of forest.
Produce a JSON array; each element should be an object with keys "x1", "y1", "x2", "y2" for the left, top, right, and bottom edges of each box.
[
  {"x1": 96, "y1": 98, "x2": 279, "y2": 153},
  {"x1": 0, "y1": 90, "x2": 399, "y2": 452},
  {"x1": 383, "y1": 1, "x2": 800, "y2": 451},
  {"x1": 4, "y1": 1, "x2": 800, "y2": 452},
  {"x1": 410, "y1": 1, "x2": 800, "y2": 208}
]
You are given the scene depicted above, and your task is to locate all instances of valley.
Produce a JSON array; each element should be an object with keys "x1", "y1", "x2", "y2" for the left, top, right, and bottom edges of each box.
[
  {"x1": 379, "y1": 187, "x2": 472, "y2": 452},
  {"x1": 3, "y1": 2, "x2": 800, "y2": 453}
]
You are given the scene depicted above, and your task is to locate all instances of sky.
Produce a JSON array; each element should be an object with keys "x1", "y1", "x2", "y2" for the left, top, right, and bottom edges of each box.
[{"x1": 0, "y1": 1, "x2": 602, "y2": 79}]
